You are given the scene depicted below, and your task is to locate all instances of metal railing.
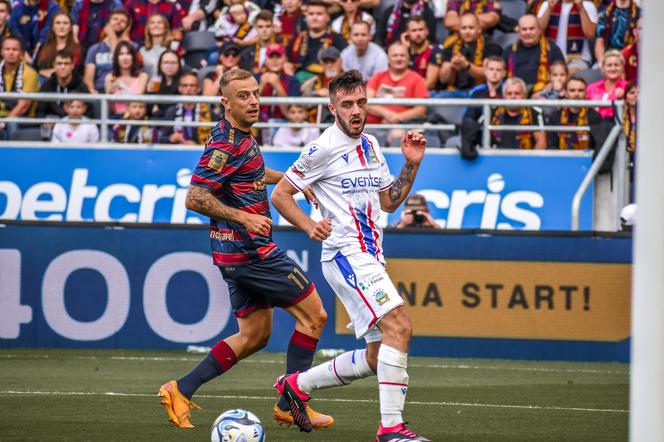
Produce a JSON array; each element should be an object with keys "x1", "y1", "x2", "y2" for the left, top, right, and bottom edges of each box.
[{"x1": 0, "y1": 92, "x2": 621, "y2": 147}]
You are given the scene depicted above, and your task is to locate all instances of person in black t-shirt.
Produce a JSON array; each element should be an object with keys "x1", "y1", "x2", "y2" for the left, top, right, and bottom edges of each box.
[{"x1": 490, "y1": 77, "x2": 546, "y2": 149}]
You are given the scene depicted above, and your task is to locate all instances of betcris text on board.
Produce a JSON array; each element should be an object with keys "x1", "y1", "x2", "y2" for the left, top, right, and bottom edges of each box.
[{"x1": 0, "y1": 168, "x2": 544, "y2": 230}]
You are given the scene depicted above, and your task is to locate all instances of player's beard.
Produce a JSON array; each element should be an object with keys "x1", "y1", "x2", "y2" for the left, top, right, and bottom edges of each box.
[{"x1": 337, "y1": 113, "x2": 366, "y2": 139}]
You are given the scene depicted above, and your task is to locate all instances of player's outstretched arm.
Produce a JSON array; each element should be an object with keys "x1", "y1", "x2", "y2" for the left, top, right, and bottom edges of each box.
[
  {"x1": 271, "y1": 179, "x2": 331, "y2": 242},
  {"x1": 264, "y1": 167, "x2": 284, "y2": 184},
  {"x1": 186, "y1": 185, "x2": 272, "y2": 236},
  {"x1": 379, "y1": 130, "x2": 426, "y2": 213}
]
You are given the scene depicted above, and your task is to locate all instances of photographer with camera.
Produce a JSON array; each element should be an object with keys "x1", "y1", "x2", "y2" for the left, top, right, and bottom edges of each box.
[{"x1": 394, "y1": 194, "x2": 441, "y2": 229}]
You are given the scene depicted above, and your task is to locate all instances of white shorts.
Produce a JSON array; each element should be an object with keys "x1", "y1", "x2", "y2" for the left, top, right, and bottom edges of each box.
[{"x1": 322, "y1": 252, "x2": 404, "y2": 342}]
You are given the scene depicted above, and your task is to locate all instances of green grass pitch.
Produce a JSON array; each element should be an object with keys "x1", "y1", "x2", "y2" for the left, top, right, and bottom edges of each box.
[{"x1": 0, "y1": 349, "x2": 628, "y2": 441}]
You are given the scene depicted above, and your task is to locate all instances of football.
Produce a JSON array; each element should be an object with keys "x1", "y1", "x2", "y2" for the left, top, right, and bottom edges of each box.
[{"x1": 211, "y1": 409, "x2": 265, "y2": 442}]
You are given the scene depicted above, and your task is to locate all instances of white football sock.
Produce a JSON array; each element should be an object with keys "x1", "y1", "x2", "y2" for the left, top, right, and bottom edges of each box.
[
  {"x1": 297, "y1": 349, "x2": 374, "y2": 394},
  {"x1": 377, "y1": 344, "x2": 409, "y2": 428}
]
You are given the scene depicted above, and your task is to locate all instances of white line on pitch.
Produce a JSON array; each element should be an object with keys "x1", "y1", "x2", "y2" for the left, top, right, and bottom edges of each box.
[
  {"x1": 0, "y1": 354, "x2": 628, "y2": 375},
  {"x1": 0, "y1": 390, "x2": 628, "y2": 414}
]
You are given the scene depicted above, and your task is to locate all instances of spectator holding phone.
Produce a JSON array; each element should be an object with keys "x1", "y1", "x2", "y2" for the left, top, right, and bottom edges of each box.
[{"x1": 394, "y1": 194, "x2": 441, "y2": 229}]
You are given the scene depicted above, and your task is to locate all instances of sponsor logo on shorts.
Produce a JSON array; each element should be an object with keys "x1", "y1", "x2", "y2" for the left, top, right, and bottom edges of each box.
[
  {"x1": 359, "y1": 273, "x2": 385, "y2": 291},
  {"x1": 374, "y1": 289, "x2": 390, "y2": 306}
]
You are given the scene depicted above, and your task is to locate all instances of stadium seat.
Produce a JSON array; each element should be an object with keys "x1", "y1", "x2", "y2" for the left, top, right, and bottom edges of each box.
[
  {"x1": 501, "y1": 0, "x2": 527, "y2": 22},
  {"x1": 10, "y1": 127, "x2": 43, "y2": 141},
  {"x1": 492, "y1": 31, "x2": 519, "y2": 49},
  {"x1": 182, "y1": 31, "x2": 216, "y2": 53},
  {"x1": 574, "y1": 68, "x2": 604, "y2": 85},
  {"x1": 184, "y1": 50, "x2": 209, "y2": 70},
  {"x1": 197, "y1": 65, "x2": 216, "y2": 85}
]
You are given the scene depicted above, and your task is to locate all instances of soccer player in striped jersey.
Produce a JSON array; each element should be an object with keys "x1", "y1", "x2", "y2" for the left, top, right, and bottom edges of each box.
[
  {"x1": 271, "y1": 69, "x2": 430, "y2": 442},
  {"x1": 158, "y1": 69, "x2": 334, "y2": 430}
]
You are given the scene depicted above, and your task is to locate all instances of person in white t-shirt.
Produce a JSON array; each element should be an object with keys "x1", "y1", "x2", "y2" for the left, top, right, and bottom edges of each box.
[
  {"x1": 272, "y1": 104, "x2": 320, "y2": 147},
  {"x1": 51, "y1": 99, "x2": 100, "y2": 143},
  {"x1": 341, "y1": 21, "x2": 388, "y2": 81},
  {"x1": 271, "y1": 70, "x2": 430, "y2": 442}
]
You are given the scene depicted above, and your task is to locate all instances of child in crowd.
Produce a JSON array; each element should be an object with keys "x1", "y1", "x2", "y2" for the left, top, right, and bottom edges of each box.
[
  {"x1": 51, "y1": 100, "x2": 99, "y2": 143},
  {"x1": 214, "y1": 1, "x2": 259, "y2": 47},
  {"x1": 534, "y1": 61, "x2": 569, "y2": 100},
  {"x1": 272, "y1": 104, "x2": 320, "y2": 147},
  {"x1": 113, "y1": 101, "x2": 157, "y2": 143}
]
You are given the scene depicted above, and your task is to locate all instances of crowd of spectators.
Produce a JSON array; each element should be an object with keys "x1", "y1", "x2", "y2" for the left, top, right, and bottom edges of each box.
[{"x1": 0, "y1": 0, "x2": 641, "y2": 150}]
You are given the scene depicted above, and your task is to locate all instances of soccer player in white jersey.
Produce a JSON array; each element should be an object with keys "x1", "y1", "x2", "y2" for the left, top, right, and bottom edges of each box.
[{"x1": 271, "y1": 69, "x2": 430, "y2": 442}]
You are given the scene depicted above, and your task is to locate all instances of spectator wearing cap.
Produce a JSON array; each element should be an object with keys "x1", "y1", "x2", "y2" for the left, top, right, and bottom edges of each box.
[
  {"x1": 444, "y1": 0, "x2": 501, "y2": 34},
  {"x1": 161, "y1": 72, "x2": 216, "y2": 145},
  {"x1": 70, "y1": 0, "x2": 124, "y2": 48},
  {"x1": 366, "y1": 42, "x2": 429, "y2": 147},
  {"x1": 331, "y1": 0, "x2": 375, "y2": 41},
  {"x1": 256, "y1": 42, "x2": 301, "y2": 141},
  {"x1": 376, "y1": 0, "x2": 436, "y2": 47},
  {"x1": 240, "y1": 10, "x2": 277, "y2": 74},
  {"x1": 202, "y1": 40, "x2": 241, "y2": 96},
  {"x1": 8, "y1": 0, "x2": 61, "y2": 57},
  {"x1": 340, "y1": 20, "x2": 387, "y2": 81},
  {"x1": 503, "y1": 14, "x2": 565, "y2": 94},
  {"x1": 537, "y1": 0, "x2": 598, "y2": 73},
  {"x1": 286, "y1": 0, "x2": 347, "y2": 83},
  {"x1": 594, "y1": 0, "x2": 640, "y2": 64},
  {"x1": 300, "y1": 46, "x2": 342, "y2": 98},
  {"x1": 124, "y1": 0, "x2": 183, "y2": 46},
  {"x1": 394, "y1": 194, "x2": 441, "y2": 229},
  {"x1": 82, "y1": 9, "x2": 131, "y2": 94}
]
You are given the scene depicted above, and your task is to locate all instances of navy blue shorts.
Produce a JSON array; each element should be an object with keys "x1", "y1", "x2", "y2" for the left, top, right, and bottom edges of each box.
[{"x1": 218, "y1": 248, "x2": 315, "y2": 318}]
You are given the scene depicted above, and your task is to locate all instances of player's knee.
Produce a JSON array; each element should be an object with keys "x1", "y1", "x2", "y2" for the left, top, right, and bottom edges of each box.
[{"x1": 300, "y1": 307, "x2": 327, "y2": 337}]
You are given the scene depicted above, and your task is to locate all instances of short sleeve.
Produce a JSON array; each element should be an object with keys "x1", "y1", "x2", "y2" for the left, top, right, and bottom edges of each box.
[
  {"x1": 190, "y1": 143, "x2": 235, "y2": 192},
  {"x1": 23, "y1": 68, "x2": 40, "y2": 93},
  {"x1": 283, "y1": 142, "x2": 329, "y2": 192}
]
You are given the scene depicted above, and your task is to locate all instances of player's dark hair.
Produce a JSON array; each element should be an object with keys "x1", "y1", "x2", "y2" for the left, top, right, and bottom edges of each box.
[
  {"x1": 2, "y1": 36, "x2": 23, "y2": 53},
  {"x1": 328, "y1": 69, "x2": 366, "y2": 99},
  {"x1": 255, "y1": 10, "x2": 274, "y2": 23},
  {"x1": 219, "y1": 68, "x2": 254, "y2": 95},
  {"x1": 54, "y1": 49, "x2": 74, "y2": 62}
]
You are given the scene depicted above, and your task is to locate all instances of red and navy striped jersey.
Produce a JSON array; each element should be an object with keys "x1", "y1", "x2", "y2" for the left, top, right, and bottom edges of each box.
[{"x1": 190, "y1": 119, "x2": 276, "y2": 266}]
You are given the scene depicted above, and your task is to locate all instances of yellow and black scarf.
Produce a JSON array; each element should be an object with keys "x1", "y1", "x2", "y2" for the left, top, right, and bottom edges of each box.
[
  {"x1": 508, "y1": 36, "x2": 550, "y2": 93},
  {"x1": 624, "y1": 105, "x2": 637, "y2": 153},
  {"x1": 491, "y1": 106, "x2": 534, "y2": 149},
  {"x1": 559, "y1": 107, "x2": 590, "y2": 150},
  {"x1": 174, "y1": 103, "x2": 213, "y2": 145},
  {"x1": 291, "y1": 29, "x2": 334, "y2": 71}
]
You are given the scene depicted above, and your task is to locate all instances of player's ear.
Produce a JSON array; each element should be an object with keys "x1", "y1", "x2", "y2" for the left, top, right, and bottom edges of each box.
[{"x1": 327, "y1": 102, "x2": 336, "y2": 118}]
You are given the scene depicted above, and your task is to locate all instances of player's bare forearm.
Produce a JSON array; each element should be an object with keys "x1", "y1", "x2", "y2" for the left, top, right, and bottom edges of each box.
[
  {"x1": 380, "y1": 161, "x2": 419, "y2": 212},
  {"x1": 185, "y1": 185, "x2": 246, "y2": 224},
  {"x1": 271, "y1": 180, "x2": 314, "y2": 232},
  {"x1": 264, "y1": 167, "x2": 284, "y2": 184}
]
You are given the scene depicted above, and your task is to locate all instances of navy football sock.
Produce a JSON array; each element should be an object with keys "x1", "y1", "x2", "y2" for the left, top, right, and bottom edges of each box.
[
  {"x1": 278, "y1": 330, "x2": 319, "y2": 410},
  {"x1": 177, "y1": 340, "x2": 237, "y2": 399}
]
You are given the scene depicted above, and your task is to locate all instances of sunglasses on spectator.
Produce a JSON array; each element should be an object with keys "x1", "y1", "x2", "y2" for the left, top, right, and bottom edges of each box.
[{"x1": 223, "y1": 50, "x2": 239, "y2": 57}]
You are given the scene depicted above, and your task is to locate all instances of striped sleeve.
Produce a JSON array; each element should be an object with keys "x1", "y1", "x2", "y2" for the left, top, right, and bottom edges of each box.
[{"x1": 190, "y1": 143, "x2": 235, "y2": 192}]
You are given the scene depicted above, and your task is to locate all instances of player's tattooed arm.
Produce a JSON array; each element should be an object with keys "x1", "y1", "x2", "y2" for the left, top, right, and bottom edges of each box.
[
  {"x1": 186, "y1": 186, "x2": 272, "y2": 235},
  {"x1": 389, "y1": 162, "x2": 416, "y2": 203}
]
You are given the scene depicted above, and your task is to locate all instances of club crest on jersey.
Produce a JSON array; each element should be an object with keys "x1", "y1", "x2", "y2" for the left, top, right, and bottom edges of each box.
[
  {"x1": 208, "y1": 150, "x2": 228, "y2": 171},
  {"x1": 374, "y1": 289, "x2": 390, "y2": 306}
]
